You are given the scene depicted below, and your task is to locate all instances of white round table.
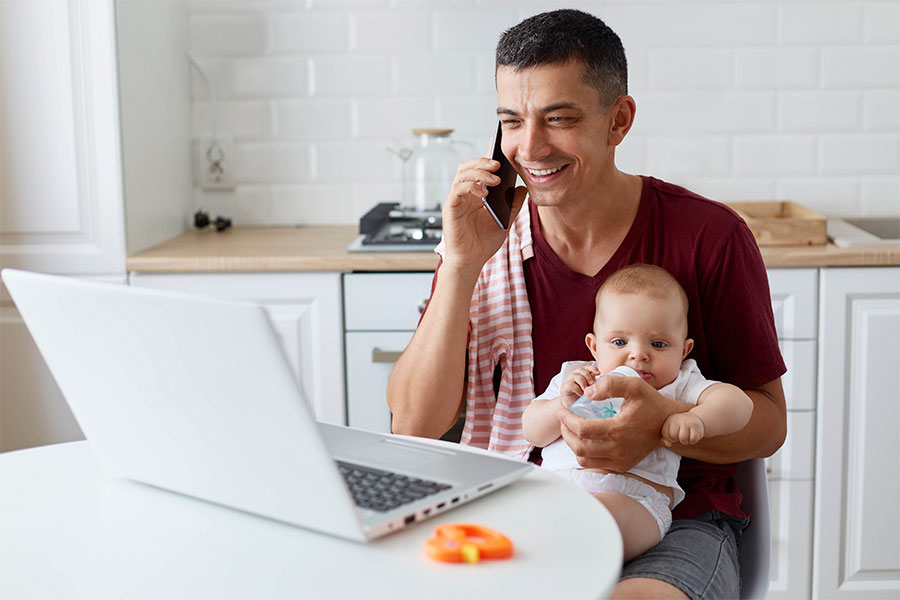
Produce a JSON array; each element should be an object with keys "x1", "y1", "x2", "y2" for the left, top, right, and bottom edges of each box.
[{"x1": 0, "y1": 441, "x2": 623, "y2": 599}]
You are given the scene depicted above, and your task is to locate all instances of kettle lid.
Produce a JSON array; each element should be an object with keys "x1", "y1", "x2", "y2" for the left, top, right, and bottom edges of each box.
[{"x1": 412, "y1": 128, "x2": 454, "y2": 136}]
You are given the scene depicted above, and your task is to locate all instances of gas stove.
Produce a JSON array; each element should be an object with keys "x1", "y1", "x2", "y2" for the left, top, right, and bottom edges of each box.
[{"x1": 347, "y1": 203, "x2": 442, "y2": 252}]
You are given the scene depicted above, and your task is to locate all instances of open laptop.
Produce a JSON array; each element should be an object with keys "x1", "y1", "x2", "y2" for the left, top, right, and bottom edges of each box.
[{"x1": 1, "y1": 269, "x2": 531, "y2": 541}]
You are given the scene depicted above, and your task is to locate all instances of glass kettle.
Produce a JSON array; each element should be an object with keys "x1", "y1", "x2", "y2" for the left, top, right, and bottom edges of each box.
[{"x1": 388, "y1": 129, "x2": 474, "y2": 213}]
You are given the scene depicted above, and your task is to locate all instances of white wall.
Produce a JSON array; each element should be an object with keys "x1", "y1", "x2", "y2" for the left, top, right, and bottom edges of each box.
[
  {"x1": 117, "y1": 0, "x2": 194, "y2": 255},
  {"x1": 186, "y1": 0, "x2": 900, "y2": 225}
]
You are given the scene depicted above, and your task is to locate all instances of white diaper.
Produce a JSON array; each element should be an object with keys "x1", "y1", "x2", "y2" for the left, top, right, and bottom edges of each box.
[{"x1": 552, "y1": 469, "x2": 673, "y2": 541}]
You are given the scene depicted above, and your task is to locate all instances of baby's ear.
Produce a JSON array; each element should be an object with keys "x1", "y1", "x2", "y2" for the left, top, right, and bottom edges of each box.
[
  {"x1": 682, "y1": 338, "x2": 694, "y2": 359},
  {"x1": 585, "y1": 333, "x2": 598, "y2": 354}
]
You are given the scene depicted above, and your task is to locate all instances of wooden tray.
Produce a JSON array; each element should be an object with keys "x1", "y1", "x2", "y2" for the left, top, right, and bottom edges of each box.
[{"x1": 726, "y1": 201, "x2": 827, "y2": 246}]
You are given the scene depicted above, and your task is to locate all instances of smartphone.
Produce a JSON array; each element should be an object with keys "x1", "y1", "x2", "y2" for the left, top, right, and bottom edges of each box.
[{"x1": 482, "y1": 121, "x2": 518, "y2": 230}]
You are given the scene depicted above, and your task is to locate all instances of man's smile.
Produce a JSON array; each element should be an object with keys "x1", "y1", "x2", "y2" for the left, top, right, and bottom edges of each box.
[{"x1": 521, "y1": 163, "x2": 569, "y2": 182}]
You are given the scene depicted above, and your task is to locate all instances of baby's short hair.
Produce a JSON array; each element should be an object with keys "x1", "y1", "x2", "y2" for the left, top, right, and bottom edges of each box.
[{"x1": 597, "y1": 264, "x2": 689, "y2": 317}]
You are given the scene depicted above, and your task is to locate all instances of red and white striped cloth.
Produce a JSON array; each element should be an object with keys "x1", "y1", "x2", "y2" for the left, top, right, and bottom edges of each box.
[{"x1": 435, "y1": 200, "x2": 535, "y2": 460}]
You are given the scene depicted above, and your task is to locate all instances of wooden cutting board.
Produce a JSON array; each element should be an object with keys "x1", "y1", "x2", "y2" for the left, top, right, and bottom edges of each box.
[{"x1": 725, "y1": 201, "x2": 827, "y2": 246}]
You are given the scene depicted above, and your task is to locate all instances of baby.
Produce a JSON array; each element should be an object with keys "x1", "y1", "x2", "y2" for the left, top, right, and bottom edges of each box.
[{"x1": 522, "y1": 263, "x2": 753, "y2": 561}]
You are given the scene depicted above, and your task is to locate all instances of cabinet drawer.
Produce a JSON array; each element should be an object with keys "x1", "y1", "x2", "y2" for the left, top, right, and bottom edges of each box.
[
  {"x1": 343, "y1": 273, "x2": 433, "y2": 331},
  {"x1": 767, "y1": 479, "x2": 814, "y2": 600},
  {"x1": 768, "y1": 268, "x2": 818, "y2": 339},
  {"x1": 345, "y1": 330, "x2": 413, "y2": 433},
  {"x1": 765, "y1": 410, "x2": 815, "y2": 481}
]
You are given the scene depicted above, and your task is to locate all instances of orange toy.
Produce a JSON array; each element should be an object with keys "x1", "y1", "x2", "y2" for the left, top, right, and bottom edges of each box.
[{"x1": 424, "y1": 523, "x2": 514, "y2": 564}]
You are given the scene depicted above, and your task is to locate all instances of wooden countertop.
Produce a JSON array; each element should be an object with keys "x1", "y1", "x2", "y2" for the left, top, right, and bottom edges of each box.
[{"x1": 126, "y1": 225, "x2": 900, "y2": 273}]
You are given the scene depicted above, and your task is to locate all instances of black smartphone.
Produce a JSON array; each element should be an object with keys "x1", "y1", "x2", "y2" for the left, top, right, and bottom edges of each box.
[{"x1": 482, "y1": 121, "x2": 518, "y2": 230}]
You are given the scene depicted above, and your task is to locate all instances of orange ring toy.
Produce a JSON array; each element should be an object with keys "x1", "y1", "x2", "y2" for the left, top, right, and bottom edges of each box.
[{"x1": 424, "y1": 523, "x2": 514, "y2": 564}]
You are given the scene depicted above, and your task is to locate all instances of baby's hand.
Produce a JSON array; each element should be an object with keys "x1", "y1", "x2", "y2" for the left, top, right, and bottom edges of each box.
[
  {"x1": 560, "y1": 365, "x2": 601, "y2": 407},
  {"x1": 661, "y1": 412, "x2": 706, "y2": 446}
]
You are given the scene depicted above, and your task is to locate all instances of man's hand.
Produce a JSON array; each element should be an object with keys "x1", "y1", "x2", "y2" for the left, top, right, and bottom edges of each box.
[
  {"x1": 556, "y1": 376, "x2": 688, "y2": 472},
  {"x1": 661, "y1": 412, "x2": 706, "y2": 446},
  {"x1": 440, "y1": 158, "x2": 527, "y2": 272}
]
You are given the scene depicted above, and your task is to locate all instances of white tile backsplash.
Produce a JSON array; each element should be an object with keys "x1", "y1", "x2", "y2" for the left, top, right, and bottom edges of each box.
[
  {"x1": 778, "y1": 3, "x2": 864, "y2": 46},
  {"x1": 819, "y1": 134, "x2": 900, "y2": 175},
  {"x1": 778, "y1": 92, "x2": 862, "y2": 133},
  {"x1": 275, "y1": 99, "x2": 354, "y2": 140},
  {"x1": 864, "y1": 91, "x2": 900, "y2": 132},
  {"x1": 188, "y1": 0, "x2": 900, "y2": 224},
  {"x1": 865, "y1": 2, "x2": 900, "y2": 44},
  {"x1": 734, "y1": 136, "x2": 818, "y2": 176},
  {"x1": 822, "y1": 46, "x2": 900, "y2": 89},
  {"x1": 267, "y1": 11, "x2": 351, "y2": 55},
  {"x1": 351, "y1": 10, "x2": 432, "y2": 53},
  {"x1": 735, "y1": 48, "x2": 820, "y2": 90},
  {"x1": 648, "y1": 49, "x2": 733, "y2": 91}
]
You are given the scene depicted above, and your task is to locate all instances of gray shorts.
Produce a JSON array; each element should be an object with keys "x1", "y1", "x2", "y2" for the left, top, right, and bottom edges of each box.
[{"x1": 620, "y1": 511, "x2": 750, "y2": 600}]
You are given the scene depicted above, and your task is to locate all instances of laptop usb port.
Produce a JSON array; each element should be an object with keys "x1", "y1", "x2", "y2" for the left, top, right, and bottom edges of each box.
[
  {"x1": 437, "y1": 502, "x2": 445, "y2": 509},
  {"x1": 451, "y1": 497, "x2": 459, "y2": 504},
  {"x1": 404, "y1": 515, "x2": 415, "y2": 525}
]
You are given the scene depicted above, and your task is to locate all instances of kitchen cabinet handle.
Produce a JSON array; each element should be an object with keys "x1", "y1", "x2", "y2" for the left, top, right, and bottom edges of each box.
[
  {"x1": 417, "y1": 299, "x2": 428, "y2": 314},
  {"x1": 372, "y1": 349, "x2": 404, "y2": 363}
]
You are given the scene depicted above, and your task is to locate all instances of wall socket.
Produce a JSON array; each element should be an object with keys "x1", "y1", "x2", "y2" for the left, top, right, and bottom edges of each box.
[{"x1": 197, "y1": 138, "x2": 235, "y2": 190}]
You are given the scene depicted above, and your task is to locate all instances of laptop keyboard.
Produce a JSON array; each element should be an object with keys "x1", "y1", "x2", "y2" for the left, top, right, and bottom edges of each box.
[{"x1": 337, "y1": 461, "x2": 451, "y2": 513}]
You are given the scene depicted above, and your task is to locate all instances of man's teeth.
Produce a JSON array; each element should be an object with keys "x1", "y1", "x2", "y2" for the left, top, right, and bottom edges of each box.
[{"x1": 528, "y1": 166, "x2": 562, "y2": 176}]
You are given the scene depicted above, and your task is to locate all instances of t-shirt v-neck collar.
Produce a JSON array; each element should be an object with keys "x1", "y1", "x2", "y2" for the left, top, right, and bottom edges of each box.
[{"x1": 528, "y1": 175, "x2": 651, "y2": 284}]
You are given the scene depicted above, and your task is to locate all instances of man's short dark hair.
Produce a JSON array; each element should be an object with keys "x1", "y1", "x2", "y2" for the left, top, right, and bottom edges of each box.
[{"x1": 495, "y1": 9, "x2": 628, "y2": 107}]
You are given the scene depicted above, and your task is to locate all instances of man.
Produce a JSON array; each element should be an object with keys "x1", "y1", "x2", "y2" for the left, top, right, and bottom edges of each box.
[{"x1": 388, "y1": 9, "x2": 786, "y2": 599}]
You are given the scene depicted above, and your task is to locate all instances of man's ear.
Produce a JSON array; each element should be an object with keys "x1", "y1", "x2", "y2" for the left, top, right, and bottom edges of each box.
[
  {"x1": 608, "y1": 95, "x2": 636, "y2": 147},
  {"x1": 682, "y1": 338, "x2": 694, "y2": 359}
]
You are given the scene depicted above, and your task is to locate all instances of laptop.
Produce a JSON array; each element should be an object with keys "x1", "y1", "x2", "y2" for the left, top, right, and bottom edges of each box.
[{"x1": 1, "y1": 269, "x2": 532, "y2": 541}]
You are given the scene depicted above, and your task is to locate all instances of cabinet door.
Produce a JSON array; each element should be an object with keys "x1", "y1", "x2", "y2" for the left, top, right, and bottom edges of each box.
[
  {"x1": 129, "y1": 272, "x2": 345, "y2": 425},
  {"x1": 814, "y1": 267, "x2": 900, "y2": 599},
  {"x1": 0, "y1": 0, "x2": 126, "y2": 276}
]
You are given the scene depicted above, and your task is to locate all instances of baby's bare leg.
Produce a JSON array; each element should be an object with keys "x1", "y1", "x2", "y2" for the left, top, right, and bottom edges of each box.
[{"x1": 593, "y1": 492, "x2": 661, "y2": 562}]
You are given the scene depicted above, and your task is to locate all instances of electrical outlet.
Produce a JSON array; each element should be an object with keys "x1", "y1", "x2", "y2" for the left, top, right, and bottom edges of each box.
[{"x1": 197, "y1": 138, "x2": 236, "y2": 190}]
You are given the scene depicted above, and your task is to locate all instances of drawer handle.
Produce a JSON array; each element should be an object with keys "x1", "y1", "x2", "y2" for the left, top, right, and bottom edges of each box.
[
  {"x1": 372, "y1": 349, "x2": 403, "y2": 363},
  {"x1": 417, "y1": 299, "x2": 428, "y2": 314}
]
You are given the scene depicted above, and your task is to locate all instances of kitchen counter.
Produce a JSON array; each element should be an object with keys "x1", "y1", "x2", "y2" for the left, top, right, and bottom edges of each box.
[{"x1": 125, "y1": 225, "x2": 900, "y2": 273}]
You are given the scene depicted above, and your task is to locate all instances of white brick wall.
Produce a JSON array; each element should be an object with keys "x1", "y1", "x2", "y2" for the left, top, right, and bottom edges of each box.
[{"x1": 188, "y1": 0, "x2": 900, "y2": 225}]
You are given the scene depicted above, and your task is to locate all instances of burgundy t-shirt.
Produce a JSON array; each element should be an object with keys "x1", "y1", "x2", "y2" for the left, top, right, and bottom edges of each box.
[{"x1": 429, "y1": 176, "x2": 786, "y2": 520}]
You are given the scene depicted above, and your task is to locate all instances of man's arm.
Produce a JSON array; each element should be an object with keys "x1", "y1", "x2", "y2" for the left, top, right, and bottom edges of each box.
[
  {"x1": 387, "y1": 262, "x2": 478, "y2": 438},
  {"x1": 387, "y1": 157, "x2": 528, "y2": 439},
  {"x1": 556, "y1": 376, "x2": 786, "y2": 471}
]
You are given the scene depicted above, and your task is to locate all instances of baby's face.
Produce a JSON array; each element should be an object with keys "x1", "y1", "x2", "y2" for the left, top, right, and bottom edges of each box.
[{"x1": 586, "y1": 291, "x2": 692, "y2": 390}]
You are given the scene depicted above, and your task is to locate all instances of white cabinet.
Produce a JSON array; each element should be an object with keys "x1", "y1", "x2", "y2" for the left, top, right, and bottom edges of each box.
[
  {"x1": 766, "y1": 268, "x2": 818, "y2": 600},
  {"x1": 0, "y1": 0, "x2": 128, "y2": 452},
  {"x1": 0, "y1": 0, "x2": 192, "y2": 452},
  {"x1": 813, "y1": 267, "x2": 900, "y2": 599},
  {"x1": 343, "y1": 272, "x2": 433, "y2": 433},
  {"x1": 130, "y1": 272, "x2": 346, "y2": 426}
]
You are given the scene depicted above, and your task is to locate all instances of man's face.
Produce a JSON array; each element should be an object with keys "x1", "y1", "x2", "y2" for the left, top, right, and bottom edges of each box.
[{"x1": 495, "y1": 61, "x2": 617, "y2": 208}]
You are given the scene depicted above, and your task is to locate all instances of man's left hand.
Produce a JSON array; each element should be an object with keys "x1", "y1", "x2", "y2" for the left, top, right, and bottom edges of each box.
[{"x1": 556, "y1": 376, "x2": 688, "y2": 472}]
